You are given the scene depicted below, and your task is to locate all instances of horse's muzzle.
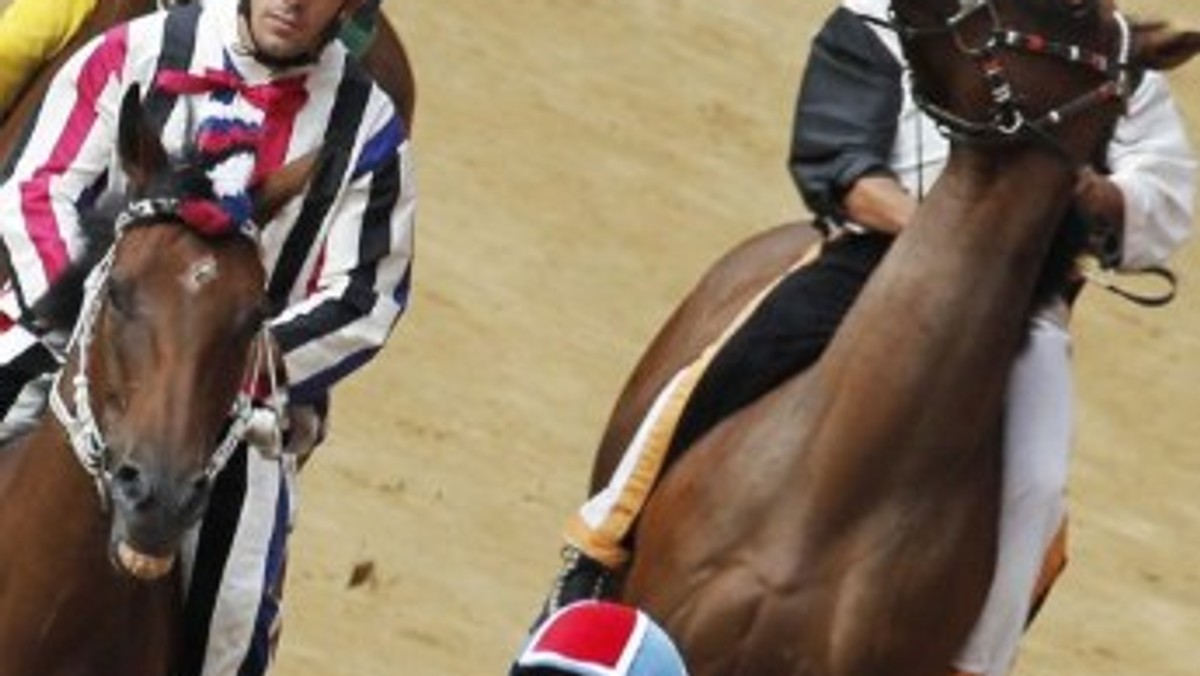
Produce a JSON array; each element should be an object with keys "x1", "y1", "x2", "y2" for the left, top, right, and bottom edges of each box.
[
  {"x1": 107, "y1": 458, "x2": 213, "y2": 580},
  {"x1": 115, "y1": 541, "x2": 177, "y2": 580}
]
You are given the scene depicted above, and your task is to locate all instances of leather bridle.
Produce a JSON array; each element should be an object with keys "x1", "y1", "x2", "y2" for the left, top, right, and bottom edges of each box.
[
  {"x1": 862, "y1": 0, "x2": 1133, "y2": 162},
  {"x1": 47, "y1": 199, "x2": 283, "y2": 511}
]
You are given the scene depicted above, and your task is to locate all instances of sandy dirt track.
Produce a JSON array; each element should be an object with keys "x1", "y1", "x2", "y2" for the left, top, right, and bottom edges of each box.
[{"x1": 172, "y1": 1, "x2": 1194, "y2": 674}]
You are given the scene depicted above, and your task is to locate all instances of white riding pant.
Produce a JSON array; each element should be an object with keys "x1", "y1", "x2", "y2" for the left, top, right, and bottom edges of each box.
[
  {"x1": 179, "y1": 445, "x2": 298, "y2": 676},
  {"x1": 953, "y1": 309, "x2": 1073, "y2": 676}
]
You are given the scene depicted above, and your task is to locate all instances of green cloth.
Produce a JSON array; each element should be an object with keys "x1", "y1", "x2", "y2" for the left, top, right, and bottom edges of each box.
[{"x1": 339, "y1": 2, "x2": 380, "y2": 59}]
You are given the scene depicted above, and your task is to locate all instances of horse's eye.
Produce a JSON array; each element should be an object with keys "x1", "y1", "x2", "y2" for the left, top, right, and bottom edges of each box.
[
  {"x1": 107, "y1": 278, "x2": 137, "y2": 317},
  {"x1": 236, "y1": 303, "x2": 268, "y2": 341}
]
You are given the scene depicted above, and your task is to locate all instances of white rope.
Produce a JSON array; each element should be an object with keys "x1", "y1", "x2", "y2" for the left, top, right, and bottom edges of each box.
[{"x1": 48, "y1": 201, "x2": 280, "y2": 508}]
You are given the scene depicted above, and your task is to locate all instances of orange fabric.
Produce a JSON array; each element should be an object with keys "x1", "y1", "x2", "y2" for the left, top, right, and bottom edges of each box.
[
  {"x1": 564, "y1": 361, "x2": 712, "y2": 568},
  {"x1": 565, "y1": 242, "x2": 824, "y2": 569},
  {"x1": 1027, "y1": 518, "x2": 1069, "y2": 626}
]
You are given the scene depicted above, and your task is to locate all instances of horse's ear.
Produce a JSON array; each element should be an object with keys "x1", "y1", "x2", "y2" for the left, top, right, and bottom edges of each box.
[
  {"x1": 117, "y1": 85, "x2": 170, "y2": 193},
  {"x1": 1129, "y1": 20, "x2": 1200, "y2": 71},
  {"x1": 250, "y1": 150, "x2": 320, "y2": 227}
]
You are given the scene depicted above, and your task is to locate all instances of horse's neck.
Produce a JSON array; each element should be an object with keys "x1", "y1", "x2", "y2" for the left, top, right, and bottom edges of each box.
[
  {"x1": 0, "y1": 421, "x2": 108, "y2": 569},
  {"x1": 0, "y1": 422, "x2": 153, "y2": 675},
  {"x1": 0, "y1": 417, "x2": 99, "y2": 513},
  {"x1": 0, "y1": 420, "x2": 111, "y2": 585},
  {"x1": 805, "y1": 148, "x2": 1074, "y2": 507}
]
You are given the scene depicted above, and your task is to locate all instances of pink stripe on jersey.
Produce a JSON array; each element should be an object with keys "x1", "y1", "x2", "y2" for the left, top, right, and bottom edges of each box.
[
  {"x1": 305, "y1": 245, "x2": 326, "y2": 296},
  {"x1": 255, "y1": 74, "x2": 309, "y2": 178},
  {"x1": 20, "y1": 25, "x2": 128, "y2": 286}
]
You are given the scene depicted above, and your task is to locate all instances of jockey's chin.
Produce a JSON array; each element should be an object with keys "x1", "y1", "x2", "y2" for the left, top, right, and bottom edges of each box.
[{"x1": 243, "y1": 0, "x2": 355, "y2": 62}]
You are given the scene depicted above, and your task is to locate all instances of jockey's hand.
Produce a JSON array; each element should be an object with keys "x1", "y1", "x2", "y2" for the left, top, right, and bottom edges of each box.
[
  {"x1": 244, "y1": 403, "x2": 324, "y2": 466},
  {"x1": 1075, "y1": 168, "x2": 1124, "y2": 226},
  {"x1": 283, "y1": 403, "x2": 326, "y2": 468},
  {"x1": 1075, "y1": 168, "x2": 1125, "y2": 268}
]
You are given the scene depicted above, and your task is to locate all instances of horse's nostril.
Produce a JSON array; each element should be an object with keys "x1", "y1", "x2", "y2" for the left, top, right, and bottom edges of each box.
[
  {"x1": 110, "y1": 461, "x2": 152, "y2": 508},
  {"x1": 192, "y1": 474, "x2": 211, "y2": 493}
]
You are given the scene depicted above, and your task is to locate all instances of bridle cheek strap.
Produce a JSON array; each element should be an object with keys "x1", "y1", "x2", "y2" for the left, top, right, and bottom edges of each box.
[
  {"x1": 47, "y1": 201, "x2": 276, "y2": 511},
  {"x1": 862, "y1": 1, "x2": 1134, "y2": 161}
]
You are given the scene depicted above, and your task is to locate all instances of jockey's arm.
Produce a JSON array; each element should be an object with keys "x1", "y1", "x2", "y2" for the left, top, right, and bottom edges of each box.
[
  {"x1": 0, "y1": 27, "x2": 124, "y2": 314},
  {"x1": 1094, "y1": 71, "x2": 1197, "y2": 271},
  {"x1": 267, "y1": 94, "x2": 415, "y2": 406},
  {"x1": 0, "y1": 0, "x2": 99, "y2": 115},
  {"x1": 788, "y1": 7, "x2": 906, "y2": 234},
  {"x1": 841, "y1": 174, "x2": 917, "y2": 235}
]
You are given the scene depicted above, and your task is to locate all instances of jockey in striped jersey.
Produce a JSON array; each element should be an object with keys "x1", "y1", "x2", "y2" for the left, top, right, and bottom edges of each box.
[
  {"x1": 0, "y1": 0, "x2": 383, "y2": 117},
  {"x1": 0, "y1": 0, "x2": 414, "y2": 673}
]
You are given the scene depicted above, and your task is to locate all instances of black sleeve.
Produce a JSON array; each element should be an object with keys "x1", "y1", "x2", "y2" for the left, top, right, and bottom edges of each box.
[{"x1": 789, "y1": 7, "x2": 905, "y2": 226}]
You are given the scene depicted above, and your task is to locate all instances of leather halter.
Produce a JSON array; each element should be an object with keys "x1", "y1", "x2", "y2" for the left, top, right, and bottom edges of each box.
[
  {"x1": 47, "y1": 199, "x2": 283, "y2": 511},
  {"x1": 862, "y1": 0, "x2": 1133, "y2": 162}
]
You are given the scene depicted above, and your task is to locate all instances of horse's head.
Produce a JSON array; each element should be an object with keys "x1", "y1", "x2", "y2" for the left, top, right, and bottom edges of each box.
[
  {"x1": 45, "y1": 87, "x2": 315, "y2": 580},
  {"x1": 888, "y1": 0, "x2": 1200, "y2": 162}
]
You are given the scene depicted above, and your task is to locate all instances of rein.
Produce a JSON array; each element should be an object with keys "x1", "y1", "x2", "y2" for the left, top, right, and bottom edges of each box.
[
  {"x1": 1080, "y1": 261, "x2": 1177, "y2": 307},
  {"x1": 861, "y1": 0, "x2": 1133, "y2": 162},
  {"x1": 46, "y1": 198, "x2": 283, "y2": 511}
]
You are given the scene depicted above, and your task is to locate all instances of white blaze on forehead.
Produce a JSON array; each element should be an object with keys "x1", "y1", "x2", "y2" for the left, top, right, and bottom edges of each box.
[{"x1": 183, "y1": 256, "x2": 221, "y2": 292}]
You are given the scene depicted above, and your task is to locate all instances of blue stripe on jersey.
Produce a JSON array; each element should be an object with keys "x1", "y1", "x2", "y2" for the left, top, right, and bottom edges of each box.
[
  {"x1": 290, "y1": 346, "x2": 379, "y2": 404},
  {"x1": 237, "y1": 473, "x2": 291, "y2": 676},
  {"x1": 351, "y1": 115, "x2": 404, "y2": 181}
]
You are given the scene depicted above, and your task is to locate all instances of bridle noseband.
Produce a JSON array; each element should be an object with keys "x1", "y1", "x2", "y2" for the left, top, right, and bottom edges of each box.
[
  {"x1": 863, "y1": 0, "x2": 1133, "y2": 161},
  {"x1": 47, "y1": 198, "x2": 284, "y2": 511}
]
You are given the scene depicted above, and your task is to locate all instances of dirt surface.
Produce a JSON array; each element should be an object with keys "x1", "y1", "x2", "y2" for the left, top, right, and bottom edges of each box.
[{"x1": 56, "y1": 0, "x2": 1192, "y2": 674}]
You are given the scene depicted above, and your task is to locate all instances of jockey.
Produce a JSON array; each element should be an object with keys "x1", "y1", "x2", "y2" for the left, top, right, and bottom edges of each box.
[
  {"x1": 0, "y1": 0, "x2": 383, "y2": 117},
  {"x1": 0, "y1": 0, "x2": 414, "y2": 673},
  {"x1": 533, "y1": 1, "x2": 1196, "y2": 675},
  {"x1": 512, "y1": 601, "x2": 689, "y2": 676}
]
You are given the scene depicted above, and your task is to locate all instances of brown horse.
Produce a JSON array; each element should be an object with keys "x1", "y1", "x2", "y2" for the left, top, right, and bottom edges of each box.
[
  {"x1": 0, "y1": 3, "x2": 408, "y2": 673},
  {"x1": 581, "y1": 1, "x2": 1200, "y2": 675},
  {"x1": 0, "y1": 85, "x2": 313, "y2": 675}
]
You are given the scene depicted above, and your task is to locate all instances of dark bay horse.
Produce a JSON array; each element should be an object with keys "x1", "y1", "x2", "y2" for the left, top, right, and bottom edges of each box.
[
  {"x1": 0, "y1": 86, "x2": 315, "y2": 675},
  {"x1": 582, "y1": 2, "x2": 1200, "y2": 674}
]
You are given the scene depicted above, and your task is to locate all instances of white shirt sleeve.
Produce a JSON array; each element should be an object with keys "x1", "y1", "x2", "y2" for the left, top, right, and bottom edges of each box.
[{"x1": 1107, "y1": 72, "x2": 1197, "y2": 270}]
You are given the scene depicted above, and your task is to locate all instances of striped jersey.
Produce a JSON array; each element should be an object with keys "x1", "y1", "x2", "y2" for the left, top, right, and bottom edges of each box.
[{"x1": 0, "y1": 0, "x2": 415, "y2": 404}]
